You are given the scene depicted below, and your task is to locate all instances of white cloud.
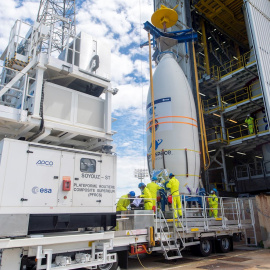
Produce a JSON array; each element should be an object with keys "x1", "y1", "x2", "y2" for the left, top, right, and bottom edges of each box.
[
  {"x1": 116, "y1": 155, "x2": 150, "y2": 198},
  {"x1": 0, "y1": 0, "x2": 40, "y2": 52},
  {"x1": 0, "y1": 0, "x2": 154, "y2": 201},
  {"x1": 112, "y1": 83, "x2": 148, "y2": 114},
  {"x1": 76, "y1": 0, "x2": 154, "y2": 199}
]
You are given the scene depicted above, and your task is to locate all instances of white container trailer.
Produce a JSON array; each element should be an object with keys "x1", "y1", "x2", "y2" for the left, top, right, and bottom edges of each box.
[{"x1": 0, "y1": 138, "x2": 117, "y2": 236}]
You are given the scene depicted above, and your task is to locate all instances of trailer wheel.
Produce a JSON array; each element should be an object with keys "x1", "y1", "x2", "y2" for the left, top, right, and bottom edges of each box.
[
  {"x1": 198, "y1": 239, "x2": 212, "y2": 257},
  {"x1": 97, "y1": 254, "x2": 118, "y2": 270},
  {"x1": 218, "y1": 237, "x2": 230, "y2": 253}
]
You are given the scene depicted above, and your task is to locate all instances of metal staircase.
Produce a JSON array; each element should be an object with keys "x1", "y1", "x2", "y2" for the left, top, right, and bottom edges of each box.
[
  {"x1": 158, "y1": 210, "x2": 183, "y2": 260},
  {"x1": 244, "y1": 199, "x2": 257, "y2": 246}
]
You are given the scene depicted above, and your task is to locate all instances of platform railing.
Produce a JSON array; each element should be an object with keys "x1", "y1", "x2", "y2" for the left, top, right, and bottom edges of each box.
[
  {"x1": 0, "y1": 63, "x2": 36, "y2": 120},
  {"x1": 203, "y1": 96, "x2": 220, "y2": 114},
  {"x1": 206, "y1": 126, "x2": 226, "y2": 144},
  {"x1": 115, "y1": 195, "x2": 255, "y2": 241},
  {"x1": 214, "y1": 49, "x2": 256, "y2": 80},
  {"x1": 227, "y1": 117, "x2": 269, "y2": 143},
  {"x1": 169, "y1": 194, "x2": 255, "y2": 234},
  {"x1": 203, "y1": 82, "x2": 262, "y2": 114},
  {"x1": 235, "y1": 160, "x2": 266, "y2": 181}
]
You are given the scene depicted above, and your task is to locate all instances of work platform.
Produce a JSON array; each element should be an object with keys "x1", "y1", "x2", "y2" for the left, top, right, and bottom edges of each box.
[
  {"x1": 0, "y1": 19, "x2": 115, "y2": 151},
  {"x1": 199, "y1": 51, "x2": 257, "y2": 95}
]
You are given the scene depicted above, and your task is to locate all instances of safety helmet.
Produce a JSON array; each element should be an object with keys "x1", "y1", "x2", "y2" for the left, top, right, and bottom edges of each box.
[
  {"x1": 213, "y1": 188, "x2": 217, "y2": 193},
  {"x1": 152, "y1": 176, "x2": 158, "y2": 181},
  {"x1": 169, "y1": 173, "x2": 174, "y2": 178},
  {"x1": 138, "y1": 183, "x2": 145, "y2": 189},
  {"x1": 129, "y1": 191, "x2": 135, "y2": 197}
]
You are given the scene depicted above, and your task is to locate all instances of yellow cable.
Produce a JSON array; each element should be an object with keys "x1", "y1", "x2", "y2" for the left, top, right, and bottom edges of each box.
[
  {"x1": 133, "y1": 239, "x2": 154, "y2": 270},
  {"x1": 148, "y1": 32, "x2": 156, "y2": 170},
  {"x1": 192, "y1": 42, "x2": 210, "y2": 170}
]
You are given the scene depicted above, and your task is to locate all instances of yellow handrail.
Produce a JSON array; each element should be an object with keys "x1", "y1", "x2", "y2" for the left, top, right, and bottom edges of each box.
[
  {"x1": 203, "y1": 96, "x2": 220, "y2": 113},
  {"x1": 148, "y1": 32, "x2": 156, "y2": 170},
  {"x1": 203, "y1": 82, "x2": 262, "y2": 114},
  {"x1": 207, "y1": 49, "x2": 256, "y2": 81},
  {"x1": 226, "y1": 117, "x2": 268, "y2": 143},
  {"x1": 206, "y1": 126, "x2": 225, "y2": 143}
]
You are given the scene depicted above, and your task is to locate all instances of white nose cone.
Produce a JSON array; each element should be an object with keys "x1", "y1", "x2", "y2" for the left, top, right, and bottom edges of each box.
[{"x1": 147, "y1": 54, "x2": 200, "y2": 194}]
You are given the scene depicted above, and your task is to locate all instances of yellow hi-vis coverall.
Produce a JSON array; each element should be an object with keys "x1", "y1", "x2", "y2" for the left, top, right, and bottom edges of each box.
[
  {"x1": 140, "y1": 187, "x2": 153, "y2": 210},
  {"x1": 147, "y1": 182, "x2": 162, "y2": 206},
  {"x1": 116, "y1": 194, "x2": 130, "y2": 211},
  {"x1": 208, "y1": 194, "x2": 218, "y2": 218},
  {"x1": 166, "y1": 177, "x2": 182, "y2": 217},
  {"x1": 245, "y1": 116, "x2": 255, "y2": 134}
]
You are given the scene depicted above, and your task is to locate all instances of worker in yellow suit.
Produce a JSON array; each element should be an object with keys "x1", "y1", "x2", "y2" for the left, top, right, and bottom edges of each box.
[
  {"x1": 116, "y1": 191, "x2": 135, "y2": 211},
  {"x1": 166, "y1": 173, "x2": 182, "y2": 218},
  {"x1": 208, "y1": 188, "x2": 218, "y2": 218},
  {"x1": 245, "y1": 114, "x2": 255, "y2": 134},
  {"x1": 138, "y1": 183, "x2": 153, "y2": 210},
  {"x1": 147, "y1": 176, "x2": 163, "y2": 208}
]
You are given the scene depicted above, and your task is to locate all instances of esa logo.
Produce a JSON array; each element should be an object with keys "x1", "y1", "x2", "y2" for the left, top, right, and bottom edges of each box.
[
  {"x1": 36, "y1": 160, "x2": 53, "y2": 166},
  {"x1": 32, "y1": 186, "x2": 52, "y2": 194}
]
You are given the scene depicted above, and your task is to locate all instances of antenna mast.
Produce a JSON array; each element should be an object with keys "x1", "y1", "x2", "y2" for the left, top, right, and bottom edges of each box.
[{"x1": 37, "y1": 0, "x2": 76, "y2": 53}]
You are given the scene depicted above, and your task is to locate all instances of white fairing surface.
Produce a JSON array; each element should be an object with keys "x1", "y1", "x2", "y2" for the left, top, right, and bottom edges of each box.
[{"x1": 147, "y1": 54, "x2": 200, "y2": 194}]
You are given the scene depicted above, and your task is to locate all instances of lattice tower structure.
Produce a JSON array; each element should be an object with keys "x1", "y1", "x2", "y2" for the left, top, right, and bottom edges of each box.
[{"x1": 37, "y1": 0, "x2": 76, "y2": 54}]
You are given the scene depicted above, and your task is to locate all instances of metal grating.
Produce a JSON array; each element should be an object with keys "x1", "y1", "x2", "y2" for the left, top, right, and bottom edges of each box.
[{"x1": 195, "y1": 0, "x2": 248, "y2": 47}]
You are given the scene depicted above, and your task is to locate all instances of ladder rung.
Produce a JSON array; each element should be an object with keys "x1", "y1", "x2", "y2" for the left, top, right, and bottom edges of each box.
[
  {"x1": 164, "y1": 246, "x2": 180, "y2": 251},
  {"x1": 165, "y1": 255, "x2": 183, "y2": 260}
]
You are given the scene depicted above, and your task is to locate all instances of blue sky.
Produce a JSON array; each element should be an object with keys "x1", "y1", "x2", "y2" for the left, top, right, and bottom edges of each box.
[{"x1": 0, "y1": 0, "x2": 154, "y2": 197}]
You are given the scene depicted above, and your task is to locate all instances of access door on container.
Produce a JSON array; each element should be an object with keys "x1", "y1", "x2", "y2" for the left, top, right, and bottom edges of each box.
[
  {"x1": 23, "y1": 146, "x2": 61, "y2": 207},
  {"x1": 73, "y1": 153, "x2": 102, "y2": 209}
]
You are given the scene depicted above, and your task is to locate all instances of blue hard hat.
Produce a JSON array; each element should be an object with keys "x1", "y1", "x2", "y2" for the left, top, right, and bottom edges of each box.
[
  {"x1": 129, "y1": 191, "x2": 135, "y2": 197},
  {"x1": 152, "y1": 176, "x2": 158, "y2": 181},
  {"x1": 138, "y1": 183, "x2": 145, "y2": 189},
  {"x1": 213, "y1": 188, "x2": 217, "y2": 193},
  {"x1": 169, "y1": 173, "x2": 174, "y2": 177}
]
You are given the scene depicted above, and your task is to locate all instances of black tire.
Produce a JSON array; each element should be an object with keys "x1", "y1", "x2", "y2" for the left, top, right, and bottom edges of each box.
[
  {"x1": 218, "y1": 237, "x2": 231, "y2": 253},
  {"x1": 198, "y1": 239, "x2": 212, "y2": 257},
  {"x1": 97, "y1": 254, "x2": 118, "y2": 270}
]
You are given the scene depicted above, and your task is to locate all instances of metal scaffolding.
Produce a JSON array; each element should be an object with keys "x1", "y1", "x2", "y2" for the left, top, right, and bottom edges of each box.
[{"x1": 37, "y1": 0, "x2": 76, "y2": 53}]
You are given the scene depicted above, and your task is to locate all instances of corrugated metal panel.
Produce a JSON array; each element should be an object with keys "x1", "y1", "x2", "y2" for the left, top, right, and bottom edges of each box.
[{"x1": 244, "y1": 0, "x2": 270, "y2": 125}]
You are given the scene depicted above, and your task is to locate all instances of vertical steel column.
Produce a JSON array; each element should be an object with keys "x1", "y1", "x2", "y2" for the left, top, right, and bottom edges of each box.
[
  {"x1": 217, "y1": 84, "x2": 229, "y2": 191},
  {"x1": 234, "y1": 42, "x2": 241, "y2": 68},
  {"x1": 217, "y1": 84, "x2": 227, "y2": 141},
  {"x1": 200, "y1": 19, "x2": 210, "y2": 75},
  {"x1": 220, "y1": 147, "x2": 229, "y2": 191},
  {"x1": 204, "y1": 170, "x2": 210, "y2": 193}
]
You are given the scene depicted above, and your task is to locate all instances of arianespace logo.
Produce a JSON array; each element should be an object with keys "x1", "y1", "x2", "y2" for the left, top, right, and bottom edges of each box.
[
  {"x1": 148, "y1": 139, "x2": 163, "y2": 152},
  {"x1": 36, "y1": 160, "x2": 53, "y2": 166}
]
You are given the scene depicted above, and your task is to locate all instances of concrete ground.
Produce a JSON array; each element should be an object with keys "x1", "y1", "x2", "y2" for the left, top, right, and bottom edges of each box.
[{"x1": 127, "y1": 245, "x2": 270, "y2": 270}]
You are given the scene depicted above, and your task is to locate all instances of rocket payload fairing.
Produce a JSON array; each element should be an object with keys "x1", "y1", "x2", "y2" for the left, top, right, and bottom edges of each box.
[{"x1": 146, "y1": 54, "x2": 200, "y2": 194}]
